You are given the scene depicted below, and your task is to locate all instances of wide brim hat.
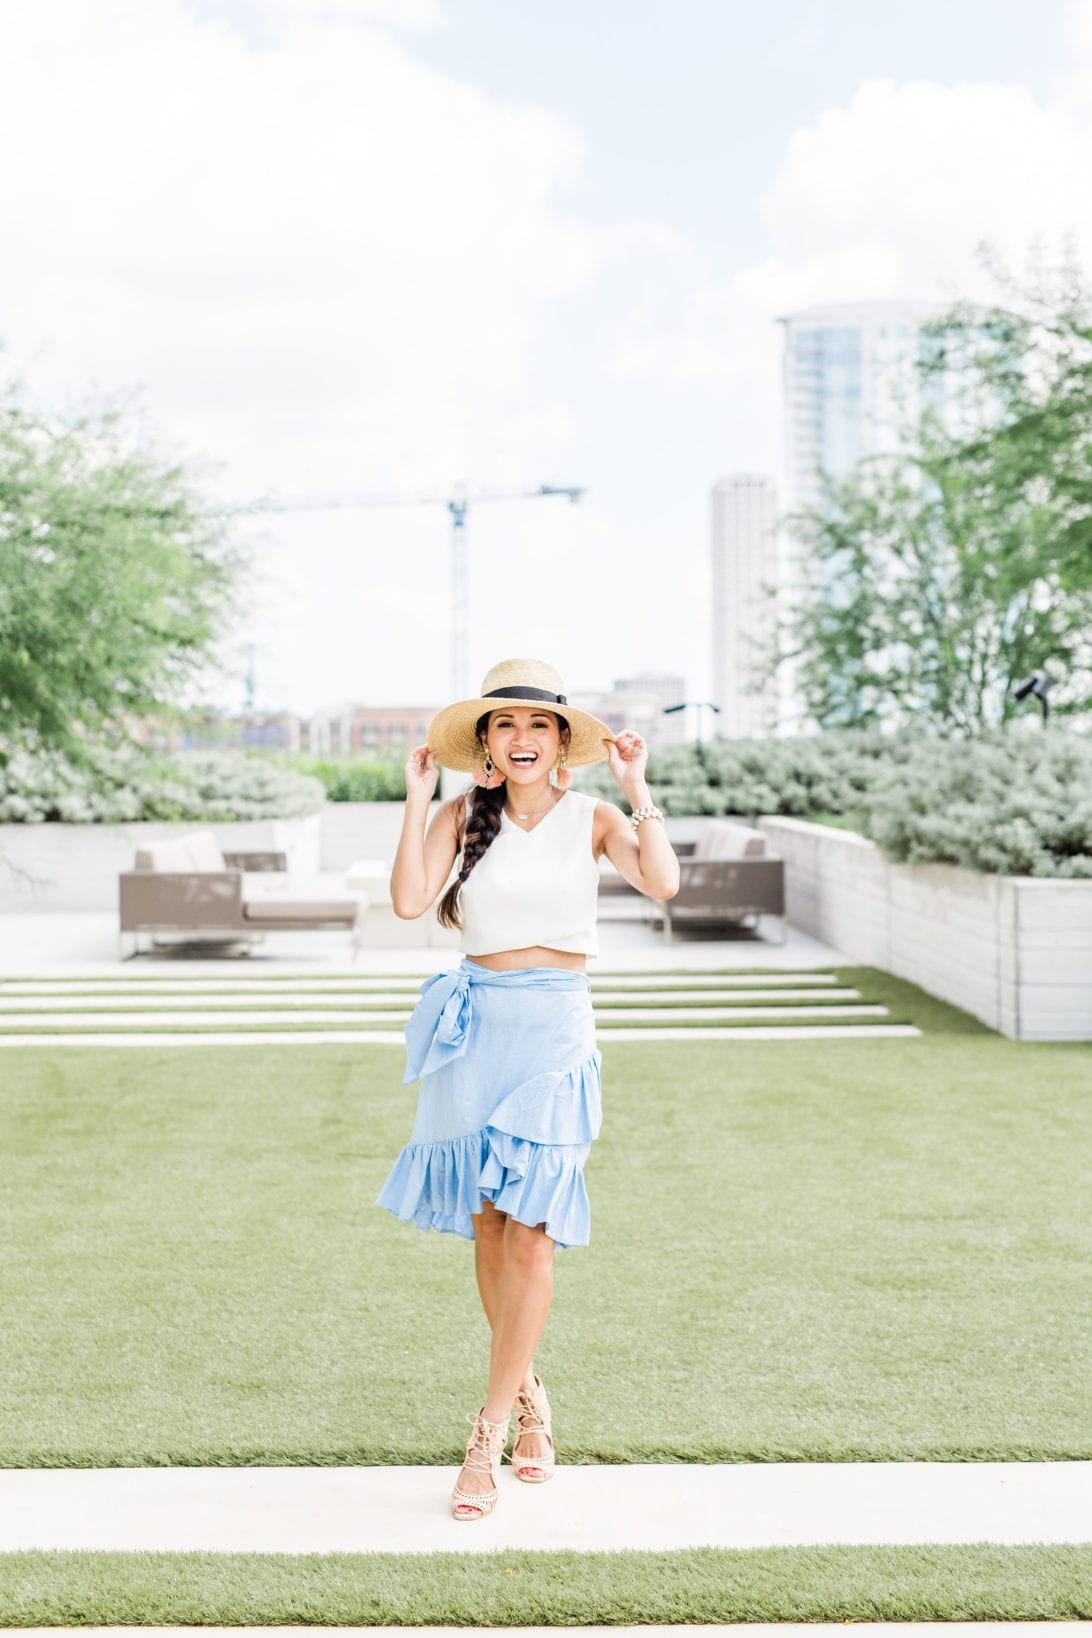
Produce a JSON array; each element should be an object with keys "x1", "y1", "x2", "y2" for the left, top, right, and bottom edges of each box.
[{"x1": 427, "y1": 658, "x2": 614, "y2": 772}]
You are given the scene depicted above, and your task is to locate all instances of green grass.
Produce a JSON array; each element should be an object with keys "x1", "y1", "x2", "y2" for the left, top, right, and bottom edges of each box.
[
  {"x1": 1, "y1": 1020, "x2": 1089, "y2": 1467},
  {"x1": 0, "y1": 1545, "x2": 1088, "y2": 1625}
]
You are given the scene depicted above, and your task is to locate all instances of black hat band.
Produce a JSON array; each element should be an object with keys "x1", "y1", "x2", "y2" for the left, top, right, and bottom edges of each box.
[{"x1": 483, "y1": 686, "x2": 568, "y2": 705}]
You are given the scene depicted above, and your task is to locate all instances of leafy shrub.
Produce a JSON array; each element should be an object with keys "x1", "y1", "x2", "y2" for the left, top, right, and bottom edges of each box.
[
  {"x1": 0, "y1": 746, "x2": 324, "y2": 823},
  {"x1": 573, "y1": 728, "x2": 1092, "y2": 878},
  {"x1": 284, "y1": 756, "x2": 407, "y2": 803},
  {"x1": 858, "y1": 731, "x2": 1092, "y2": 878}
]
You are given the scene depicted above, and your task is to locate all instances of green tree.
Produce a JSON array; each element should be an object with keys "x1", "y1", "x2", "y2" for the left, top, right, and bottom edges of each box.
[
  {"x1": 0, "y1": 378, "x2": 247, "y2": 763},
  {"x1": 780, "y1": 245, "x2": 1092, "y2": 734}
]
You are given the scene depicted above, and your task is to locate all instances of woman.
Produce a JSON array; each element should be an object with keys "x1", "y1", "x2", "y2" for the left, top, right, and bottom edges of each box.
[{"x1": 376, "y1": 658, "x2": 678, "y2": 1520}]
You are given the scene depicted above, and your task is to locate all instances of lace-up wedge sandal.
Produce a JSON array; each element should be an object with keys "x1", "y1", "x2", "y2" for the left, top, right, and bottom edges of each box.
[
  {"x1": 507, "y1": 1374, "x2": 555, "y2": 1484},
  {"x1": 451, "y1": 1409, "x2": 510, "y2": 1521}
]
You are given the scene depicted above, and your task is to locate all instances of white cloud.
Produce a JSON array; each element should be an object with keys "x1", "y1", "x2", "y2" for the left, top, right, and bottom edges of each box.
[
  {"x1": 0, "y1": 0, "x2": 662, "y2": 708},
  {"x1": 6, "y1": 3, "x2": 1092, "y2": 715},
  {"x1": 0, "y1": 0, "x2": 603, "y2": 498},
  {"x1": 258, "y1": 0, "x2": 446, "y2": 28},
  {"x1": 605, "y1": 33, "x2": 1092, "y2": 521}
]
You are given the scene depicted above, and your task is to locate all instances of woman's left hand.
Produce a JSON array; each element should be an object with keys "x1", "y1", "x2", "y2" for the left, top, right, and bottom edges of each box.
[{"x1": 604, "y1": 729, "x2": 648, "y2": 793}]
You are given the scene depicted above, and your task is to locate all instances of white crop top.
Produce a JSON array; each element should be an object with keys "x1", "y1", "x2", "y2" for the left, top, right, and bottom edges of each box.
[{"x1": 458, "y1": 789, "x2": 601, "y2": 956}]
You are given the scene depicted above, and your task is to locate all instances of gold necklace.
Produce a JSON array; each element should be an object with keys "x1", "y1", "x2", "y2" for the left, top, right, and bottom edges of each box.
[{"x1": 506, "y1": 790, "x2": 558, "y2": 822}]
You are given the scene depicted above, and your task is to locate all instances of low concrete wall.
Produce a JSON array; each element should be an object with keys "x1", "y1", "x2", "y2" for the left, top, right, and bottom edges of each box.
[
  {"x1": 0, "y1": 815, "x2": 322, "y2": 912},
  {"x1": 320, "y1": 800, "x2": 442, "y2": 870},
  {"x1": 757, "y1": 816, "x2": 1092, "y2": 1042},
  {"x1": 319, "y1": 800, "x2": 704, "y2": 870}
]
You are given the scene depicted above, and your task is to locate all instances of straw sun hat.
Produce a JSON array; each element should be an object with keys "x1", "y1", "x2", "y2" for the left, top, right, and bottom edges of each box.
[{"x1": 426, "y1": 659, "x2": 614, "y2": 773}]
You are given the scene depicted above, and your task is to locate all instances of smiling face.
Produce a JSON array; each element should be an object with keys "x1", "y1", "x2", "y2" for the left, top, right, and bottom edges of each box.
[{"x1": 480, "y1": 706, "x2": 570, "y2": 786}]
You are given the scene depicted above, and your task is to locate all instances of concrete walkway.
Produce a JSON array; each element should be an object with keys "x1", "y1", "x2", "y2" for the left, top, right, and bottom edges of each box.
[
  {"x1": 2, "y1": 1463, "x2": 1088, "y2": 1555},
  {"x1": 0, "y1": 911, "x2": 850, "y2": 977}
]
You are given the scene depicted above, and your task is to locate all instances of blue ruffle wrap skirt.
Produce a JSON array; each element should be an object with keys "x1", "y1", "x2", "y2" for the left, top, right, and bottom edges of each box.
[{"x1": 375, "y1": 959, "x2": 602, "y2": 1250}]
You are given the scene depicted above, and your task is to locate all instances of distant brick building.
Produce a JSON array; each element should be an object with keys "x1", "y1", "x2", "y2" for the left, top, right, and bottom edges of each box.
[
  {"x1": 572, "y1": 672, "x2": 687, "y2": 745},
  {"x1": 306, "y1": 704, "x2": 439, "y2": 758}
]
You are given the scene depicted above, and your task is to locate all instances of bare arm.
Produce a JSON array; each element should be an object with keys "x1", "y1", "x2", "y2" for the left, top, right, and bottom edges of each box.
[
  {"x1": 594, "y1": 732, "x2": 679, "y2": 900},
  {"x1": 390, "y1": 746, "x2": 464, "y2": 919}
]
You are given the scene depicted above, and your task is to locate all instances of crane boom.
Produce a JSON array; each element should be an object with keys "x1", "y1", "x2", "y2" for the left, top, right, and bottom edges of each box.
[{"x1": 225, "y1": 481, "x2": 586, "y2": 699}]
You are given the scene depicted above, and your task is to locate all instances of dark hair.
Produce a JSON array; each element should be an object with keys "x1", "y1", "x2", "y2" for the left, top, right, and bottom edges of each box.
[{"x1": 435, "y1": 708, "x2": 569, "y2": 931}]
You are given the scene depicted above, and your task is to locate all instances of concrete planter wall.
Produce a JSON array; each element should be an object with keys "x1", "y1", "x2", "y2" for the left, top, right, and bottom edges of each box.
[
  {"x1": 757, "y1": 816, "x2": 1092, "y2": 1043},
  {"x1": 0, "y1": 814, "x2": 321, "y2": 912},
  {"x1": 319, "y1": 800, "x2": 442, "y2": 870},
  {"x1": 318, "y1": 801, "x2": 704, "y2": 870}
]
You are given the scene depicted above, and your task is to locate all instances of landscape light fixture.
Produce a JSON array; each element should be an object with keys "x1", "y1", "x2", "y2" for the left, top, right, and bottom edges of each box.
[
  {"x1": 1012, "y1": 670, "x2": 1052, "y2": 724},
  {"x1": 664, "y1": 700, "x2": 721, "y2": 744}
]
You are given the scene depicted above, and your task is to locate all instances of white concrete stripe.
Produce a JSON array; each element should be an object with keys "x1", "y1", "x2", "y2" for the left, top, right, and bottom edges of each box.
[
  {"x1": 599, "y1": 1025, "x2": 921, "y2": 1041},
  {"x1": 0, "y1": 1008, "x2": 412, "y2": 1026},
  {"x1": 596, "y1": 972, "x2": 841, "y2": 987},
  {"x1": 0, "y1": 1463, "x2": 1087, "y2": 1554},
  {"x1": 0, "y1": 995, "x2": 423, "y2": 1012},
  {"x1": 0, "y1": 1024, "x2": 922, "y2": 1046},
  {"x1": 0, "y1": 1004, "x2": 890, "y2": 1028},
  {"x1": 0, "y1": 986, "x2": 863, "y2": 1010},
  {"x1": 599, "y1": 1004, "x2": 888, "y2": 1022},
  {"x1": 0, "y1": 971, "x2": 842, "y2": 995}
]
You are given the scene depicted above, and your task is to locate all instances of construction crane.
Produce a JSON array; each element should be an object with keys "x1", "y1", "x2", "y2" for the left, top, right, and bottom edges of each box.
[{"x1": 234, "y1": 483, "x2": 586, "y2": 698}]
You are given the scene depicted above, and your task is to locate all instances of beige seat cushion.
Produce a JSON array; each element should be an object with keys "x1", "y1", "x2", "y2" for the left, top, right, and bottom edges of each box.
[
  {"x1": 693, "y1": 820, "x2": 767, "y2": 861},
  {"x1": 134, "y1": 829, "x2": 226, "y2": 872},
  {"x1": 242, "y1": 874, "x2": 357, "y2": 922},
  {"x1": 185, "y1": 829, "x2": 227, "y2": 871},
  {"x1": 243, "y1": 896, "x2": 358, "y2": 923}
]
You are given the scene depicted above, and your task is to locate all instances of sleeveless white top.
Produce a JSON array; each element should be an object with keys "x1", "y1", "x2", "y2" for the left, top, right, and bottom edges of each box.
[{"x1": 459, "y1": 789, "x2": 601, "y2": 956}]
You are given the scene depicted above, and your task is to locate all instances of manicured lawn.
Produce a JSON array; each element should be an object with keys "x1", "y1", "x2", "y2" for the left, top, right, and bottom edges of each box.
[
  {"x1": 2, "y1": 1009, "x2": 1088, "y2": 1466},
  {"x1": 0, "y1": 1545, "x2": 1089, "y2": 1625}
]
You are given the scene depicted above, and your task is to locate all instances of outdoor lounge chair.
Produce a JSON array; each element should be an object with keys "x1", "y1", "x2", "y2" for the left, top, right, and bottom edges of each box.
[
  {"x1": 118, "y1": 829, "x2": 362, "y2": 957},
  {"x1": 598, "y1": 817, "x2": 785, "y2": 942}
]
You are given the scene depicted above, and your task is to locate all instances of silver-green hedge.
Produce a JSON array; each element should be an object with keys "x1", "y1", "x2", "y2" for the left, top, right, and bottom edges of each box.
[
  {"x1": 0, "y1": 747, "x2": 325, "y2": 824},
  {"x1": 574, "y1": 728, "x2": 1092, "y2": 879}
]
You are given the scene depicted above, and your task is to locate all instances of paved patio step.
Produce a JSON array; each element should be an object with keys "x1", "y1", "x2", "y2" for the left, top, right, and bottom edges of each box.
[
  {"x1": 0, "y1": 971, "x2": 843, "y2": 995},
  {"x1": 0, "y1": 987, "x2": 863, "y2": 1011},
  {"x1": 0, "y1": 965, "x2": 922, "y2": 1045},
  {"x1": 0, "y1": 1024, "x2": 922, "y2": 1045},
  {"x1": 0, "y1": 1462, "x2": 1086, "y2": 1554},
  {"x1": 0, "y1": 1003, "x2": 894, "y2": 1029}
]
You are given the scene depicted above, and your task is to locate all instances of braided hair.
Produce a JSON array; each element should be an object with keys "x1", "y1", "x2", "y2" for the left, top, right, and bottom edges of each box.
[{"x1": 435, "y1": 709, "x2": 569, "y2": 931}]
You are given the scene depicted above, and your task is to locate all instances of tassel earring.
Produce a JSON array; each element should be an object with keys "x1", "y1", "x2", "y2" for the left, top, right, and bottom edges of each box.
[
  {"x1": 473, "y1": 750, "x2": 505, "y2": 790},
  {"x1": 552, "y1": 746, "x2": 573, "y2": 790}
]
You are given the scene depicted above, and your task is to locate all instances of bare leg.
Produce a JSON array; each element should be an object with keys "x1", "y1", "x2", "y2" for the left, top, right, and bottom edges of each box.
[
  {"x1": 455, "y1": 1209, "x2": 554, "y2": 1510},
  {"x1": 473, "y1": 1202, "x2": 545, "y2": 1398}
]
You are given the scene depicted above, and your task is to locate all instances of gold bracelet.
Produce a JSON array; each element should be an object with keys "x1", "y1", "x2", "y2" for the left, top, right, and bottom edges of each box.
[{"x1": 629, "y1": 804, "x2": 664, "y2": 831}]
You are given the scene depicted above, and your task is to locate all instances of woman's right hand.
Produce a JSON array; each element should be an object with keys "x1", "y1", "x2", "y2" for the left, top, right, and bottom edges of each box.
[{"x1": 405, "y1": 743, "x2": 440, "y2": 801}]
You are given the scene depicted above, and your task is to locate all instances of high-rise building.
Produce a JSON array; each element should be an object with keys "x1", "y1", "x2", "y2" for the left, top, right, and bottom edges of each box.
[
  {"x1": 779, "y1": 297, "x2": 949, "y2": 513},
  {"x1": 711, "y1": 474, "x2": 780, "y2": 739},
  {"x1": 776, "y1": 297, "x2": 950, "y2": 728}
]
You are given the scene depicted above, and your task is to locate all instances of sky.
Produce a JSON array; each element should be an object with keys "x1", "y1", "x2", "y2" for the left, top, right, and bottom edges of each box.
[{"x1": 2, "y1": 0, "x2": 1091, "y2": 716}]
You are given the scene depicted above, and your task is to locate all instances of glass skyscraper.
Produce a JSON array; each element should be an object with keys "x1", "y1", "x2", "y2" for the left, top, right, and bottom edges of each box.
[
  {"x1": 776, "y1": 297, "x2": 949, "y2": 728},
  {"x1": 780, "y1": 297, "x2": 948, "y2": 515}
]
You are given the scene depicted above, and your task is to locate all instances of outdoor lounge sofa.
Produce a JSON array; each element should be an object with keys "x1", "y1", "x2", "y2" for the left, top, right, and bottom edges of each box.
[
  {"x1": 118, "y1": 829, "x2": 362, "y2": 957},
  {"x1": 598, "y1": 817, "x2": 785, "y2": 942}
]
